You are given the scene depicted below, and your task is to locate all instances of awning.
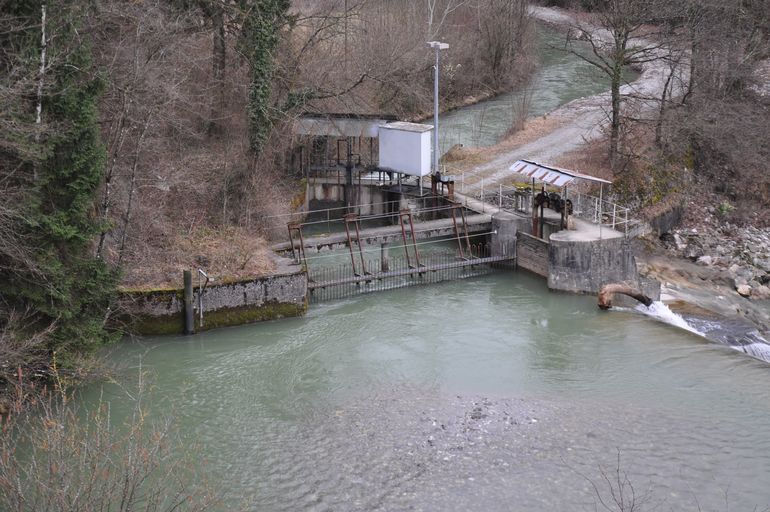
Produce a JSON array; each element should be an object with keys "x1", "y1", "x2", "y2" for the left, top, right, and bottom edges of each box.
[
  {"x1": 294, "y1": 114, "x2": 397, "y2": 138},
  {"x1": 509, "y1": 159, "x2": 612, "y2": 187}
]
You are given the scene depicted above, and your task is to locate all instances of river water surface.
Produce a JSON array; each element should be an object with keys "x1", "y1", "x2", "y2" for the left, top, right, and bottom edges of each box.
[
  {"x1": 80, "y1": 25, "x2": 769, "y2": 511},
  {"x1": 437, "y1": 25, "x2": 638, "y2": 150},
  {"x1": 88, "y1": 272, "x2": 770, "y2": 510}
]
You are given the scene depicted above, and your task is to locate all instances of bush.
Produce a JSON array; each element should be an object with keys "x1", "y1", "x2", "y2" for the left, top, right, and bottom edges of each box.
[{"x1": 0, "y1": 379, "x2": 215, "y2": 511}]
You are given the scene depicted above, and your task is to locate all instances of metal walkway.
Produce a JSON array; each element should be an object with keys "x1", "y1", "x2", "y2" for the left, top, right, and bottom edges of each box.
[{"x1": 271, "y1": 213, "x2": 492, "y2": 254}]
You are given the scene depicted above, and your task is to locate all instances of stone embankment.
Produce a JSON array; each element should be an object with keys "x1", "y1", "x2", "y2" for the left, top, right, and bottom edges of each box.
[{"x1": 661, "y1": 214, "x2": 770, "y2": 301}]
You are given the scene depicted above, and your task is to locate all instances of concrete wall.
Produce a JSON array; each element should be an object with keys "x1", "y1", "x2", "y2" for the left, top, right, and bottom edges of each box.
[
  {"x1": 547, "y1": 237, "x2": 638, "y2": 294},
  {"x1": 308, "y1": 183, "x2": 390, "y2": 216},
  {"x1": 120, "y1": 266, "x2": 308, "y2": 335},
  {"x1": 517, "y1": 232, "x2": 550, "y2": 277}
]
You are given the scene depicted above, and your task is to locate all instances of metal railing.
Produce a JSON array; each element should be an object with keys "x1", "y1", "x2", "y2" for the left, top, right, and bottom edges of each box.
[
  {"x1": 568, "y1": 192, "x2": 634, "y2": 235},
  {"x1": 307, "y1": 242, "x2": 516, "y2": 303},
  {"x1": 477, "y1": 185, "x2": 638, "y2": 237}
]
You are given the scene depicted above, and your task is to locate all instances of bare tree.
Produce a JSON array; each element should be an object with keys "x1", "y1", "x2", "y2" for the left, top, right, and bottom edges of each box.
[{"x1": 564, "y1": 0, "x2": 668, "y2": 170}]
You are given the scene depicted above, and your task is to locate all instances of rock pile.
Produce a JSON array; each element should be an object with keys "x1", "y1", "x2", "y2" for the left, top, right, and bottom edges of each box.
[{"x1": 661, "y1": 215, "x2": 770, "y2": 300}]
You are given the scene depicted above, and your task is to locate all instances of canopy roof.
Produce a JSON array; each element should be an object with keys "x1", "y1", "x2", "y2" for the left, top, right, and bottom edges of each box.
[
  {"x1": 295, "y1": 113, "x2": 398, "y2": 138},
  {"x1": 509, "y1": 159, "x2": 612, "y2": 187}
]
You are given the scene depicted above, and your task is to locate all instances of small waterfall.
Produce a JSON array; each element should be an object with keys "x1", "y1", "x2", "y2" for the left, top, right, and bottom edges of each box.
[
  {"x1": 634, "y1": 301, "x2": 770, "y2": 364},
  {"x1": 634, "y1": 301, "x2": 701, "y2": 335},
  {"x1": 737, "y1": 342, "x2": 770, "y2": 362}
]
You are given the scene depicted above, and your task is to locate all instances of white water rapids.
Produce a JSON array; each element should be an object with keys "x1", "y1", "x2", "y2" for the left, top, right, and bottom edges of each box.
[
  {"x1": 633, "y1": 301, "x2": 770, "y2": 364},
  {"x1": 635, "y1": 301, "x2": 701, "y2": 334}
]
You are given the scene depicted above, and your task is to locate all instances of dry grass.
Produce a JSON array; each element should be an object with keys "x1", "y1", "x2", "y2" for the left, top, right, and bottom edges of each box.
[
  {"x1": 119, "y1": 226, "x2": 276, "y2": 290},
  {"x1": 441, "y1": 115, "x2": 565, "y2": 175},
  {"x1": 554, "y1": 135, "x2": 614, "y2": 182}
]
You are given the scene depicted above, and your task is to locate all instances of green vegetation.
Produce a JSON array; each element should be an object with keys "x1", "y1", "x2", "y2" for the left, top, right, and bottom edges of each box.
[
  {"x1": 0, "y1": 0, "x2": 118, "y2": 382},
  {"x1": 241, "y1": 0, "x2": 291, "y2": 156}
]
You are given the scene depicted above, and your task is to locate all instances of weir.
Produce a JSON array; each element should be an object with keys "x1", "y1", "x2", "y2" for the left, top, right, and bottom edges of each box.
[{"x1": 270, "y1": 159, "x2": 642, "y2": 304}]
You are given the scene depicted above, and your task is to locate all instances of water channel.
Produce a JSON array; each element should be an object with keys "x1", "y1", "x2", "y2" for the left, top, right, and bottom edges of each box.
[{"x1": 80, "y1": 23, "x2": 769, "y2": 512}]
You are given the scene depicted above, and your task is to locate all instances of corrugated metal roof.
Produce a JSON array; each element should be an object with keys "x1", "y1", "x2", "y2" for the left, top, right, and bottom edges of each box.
[{"x1": 509, "y1": 159, "x2": 612, "y2": 186}]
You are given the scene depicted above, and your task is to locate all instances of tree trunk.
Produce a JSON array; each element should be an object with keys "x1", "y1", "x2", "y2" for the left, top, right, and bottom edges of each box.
[
  {"x1": 655, "y1": 59, "x2": 676, "y2": 147},
  {"x1": 118, "y1": 116, "x2": 151, "y2": 265},
  {"x1": 34, "y1": 3, "x2": 47, "y2": 181},
  {"x1": 210, "y1": 5, "x2": 226, "y2": 135},
  {"x1": 609, "y1": 66, "x2": 622, "y2": 170}
]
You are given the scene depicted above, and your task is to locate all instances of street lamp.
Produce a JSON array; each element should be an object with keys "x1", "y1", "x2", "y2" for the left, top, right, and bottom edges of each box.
[{"x1": 427, "y1": 41, "x2": 449, "y2": 195}]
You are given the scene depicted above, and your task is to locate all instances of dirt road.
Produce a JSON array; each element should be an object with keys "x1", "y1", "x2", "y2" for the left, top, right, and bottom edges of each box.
[{"x1": 459, "y1": 6, "x2": 683, "y2": 192}]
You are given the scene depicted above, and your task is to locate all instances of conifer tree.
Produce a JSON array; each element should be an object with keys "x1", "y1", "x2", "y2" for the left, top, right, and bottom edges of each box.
[{"x1": 0, "y1": 0, "x2": 117, "y2": 370}]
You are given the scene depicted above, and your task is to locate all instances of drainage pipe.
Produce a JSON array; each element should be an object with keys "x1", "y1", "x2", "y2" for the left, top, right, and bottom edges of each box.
[{"x1": 598, "y1": 283, "x2": 653, "y2": 310}]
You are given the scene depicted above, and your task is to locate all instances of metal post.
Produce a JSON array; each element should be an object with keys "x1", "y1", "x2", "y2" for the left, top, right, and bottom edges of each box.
[
  {"x1": 599, "y1": 183, "x2": 603, "y2": 240},
  {"x1": 352, "y1": 216, "x2": 368, "y2": 274},
  {"x1": 398, "y1": 209, "x2": 413, "y2": 268},
  {"x1": 406, "y1": 211, "x2": 421, "y2": 268},
  {"x1": 343, "y1": 214, "x2": 358, "y2": 276},
  {"x1": 450, "y1": 205, "x2": 465, "y2": 259},
  {"x1": 625, "y1": 208, "x2": 629, "y2": 236},
  {"x1": 287, "y1": 223, "x2": 297, "y2": 263},
  {"x1": 433, "y1": 46, "x2": 440, "y2": 182},
  {"x1": 428, "y1": 41, "x2": 448, "y2": 195},
  {"x1": 499, "y1": 183, "x2": 502, "y2": 208},
  {"x1": 197, "y1": 269, "x2": 210, "y2": 329}
]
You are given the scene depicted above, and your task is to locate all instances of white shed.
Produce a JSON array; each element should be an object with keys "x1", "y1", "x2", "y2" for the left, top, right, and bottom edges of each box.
[{"x1": 378, "y1": 122, "x2": 433, "y2": 177}]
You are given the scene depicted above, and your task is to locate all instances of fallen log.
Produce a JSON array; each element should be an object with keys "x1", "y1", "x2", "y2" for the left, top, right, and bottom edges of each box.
[{"x1": 598, "y1": 283, "x2": 653, "y2": 310}]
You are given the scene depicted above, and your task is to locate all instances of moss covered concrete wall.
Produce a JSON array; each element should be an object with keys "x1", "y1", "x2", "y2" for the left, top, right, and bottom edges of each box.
[{"x1": 120, "y1": 267, "x2": 308, "y2": 335}]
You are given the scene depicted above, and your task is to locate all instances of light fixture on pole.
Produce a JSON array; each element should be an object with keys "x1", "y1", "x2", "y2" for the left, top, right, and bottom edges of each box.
[{"x1": 427, "y1": 41, "x2": 448, "y2": 196}]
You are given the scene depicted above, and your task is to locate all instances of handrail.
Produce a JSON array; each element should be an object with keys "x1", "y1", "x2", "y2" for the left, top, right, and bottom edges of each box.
[{"x1": 478, "y1": 186, "x2": 637, "y2": 237}]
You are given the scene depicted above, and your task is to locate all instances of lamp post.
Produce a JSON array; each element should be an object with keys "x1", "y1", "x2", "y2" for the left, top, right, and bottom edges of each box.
[{"x1": 427, "y1": 41, "x2": 448, "y2": 196}]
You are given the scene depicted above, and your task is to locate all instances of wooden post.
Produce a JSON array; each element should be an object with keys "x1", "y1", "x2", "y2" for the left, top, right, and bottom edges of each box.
[{"x1": 183, "y1": 270, "x2": 194, "y2": 335}]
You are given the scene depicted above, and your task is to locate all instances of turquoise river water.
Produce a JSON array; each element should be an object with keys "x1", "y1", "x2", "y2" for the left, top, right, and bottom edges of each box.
[
  {"x1": 85, "y1": 272, "x2": 770, "y2": 510},
  {"x1": 75, "y1": 23, "x2": 768, "y2": 512}
]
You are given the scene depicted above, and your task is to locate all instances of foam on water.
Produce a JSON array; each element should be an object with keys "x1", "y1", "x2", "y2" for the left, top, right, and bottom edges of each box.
[
  {"x1": 634, "y1": 301, "x2": 701, "y2": 335},
  {"x1": 737, "y1": 342, "x2": 770, "y2": 362},
  {"x1": 634, "y1": 301, "x2": 770, "y2": 364}
]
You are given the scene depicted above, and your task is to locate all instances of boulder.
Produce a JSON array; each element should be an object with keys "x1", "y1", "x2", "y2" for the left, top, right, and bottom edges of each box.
[
  {"x1": 673, "y1": 233, "x2": 687, "y2": 251},
  {"x1": 696, "y1": 255, "x2": 713, "y2": 266},
  {"x1": 737, "y1": 284, "x2": 752, "y2": 297},
  {"x1": 752, "y1": 285, "x2": 770, "y2": 300},
  {"x1": 684, "y1": 241, "x2": 703, "y2": 261}
]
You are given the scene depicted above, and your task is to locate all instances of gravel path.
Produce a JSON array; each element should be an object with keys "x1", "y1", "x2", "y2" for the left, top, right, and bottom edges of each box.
[{"x1": 461, "y1": 7, "x2": 683, "y2": 192}]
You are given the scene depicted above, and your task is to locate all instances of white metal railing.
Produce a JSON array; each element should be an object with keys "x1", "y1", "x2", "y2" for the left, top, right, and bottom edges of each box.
[
  {"x1": 476, "y1": 186, "x2": 638, "y2": 237},
  {"x1": 567, "y1": 191, "x2": 633, "y2": 236}
]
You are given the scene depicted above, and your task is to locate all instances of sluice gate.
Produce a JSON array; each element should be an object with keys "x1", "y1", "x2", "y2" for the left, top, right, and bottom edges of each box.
[{"x1": 307, "y1": 243, "x2": 516, "y2": 303}]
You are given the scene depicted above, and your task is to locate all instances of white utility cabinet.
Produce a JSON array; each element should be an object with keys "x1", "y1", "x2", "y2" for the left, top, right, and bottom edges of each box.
[{"x1": 378, "y1": 122, "x2": 433, "y2": 177}]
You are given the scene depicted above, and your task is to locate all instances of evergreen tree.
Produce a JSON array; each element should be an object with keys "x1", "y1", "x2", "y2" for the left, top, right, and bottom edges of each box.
[{"x1": 0, "y1": 0, "x2": 117, "y2": 371}]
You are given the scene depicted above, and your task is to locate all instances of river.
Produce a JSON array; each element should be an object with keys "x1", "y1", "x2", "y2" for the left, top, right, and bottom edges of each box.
[
  {"x1": 77, "y1": 23, "x2": 770, "y2": 512},
  {"x1": 85, "y1": 272, "x2": 770, "y2": 510},
  {"x1": 437, "y1": 24, "x2": 638, "y2": 151}
]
